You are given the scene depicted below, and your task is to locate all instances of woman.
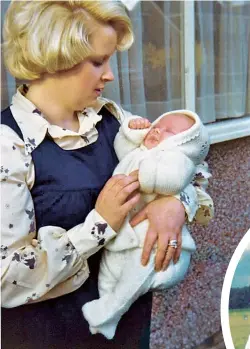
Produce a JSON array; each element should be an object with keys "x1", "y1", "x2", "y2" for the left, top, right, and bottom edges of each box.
[{"x1": 1, "y1": 1, "x2": 213, "y2": 348}]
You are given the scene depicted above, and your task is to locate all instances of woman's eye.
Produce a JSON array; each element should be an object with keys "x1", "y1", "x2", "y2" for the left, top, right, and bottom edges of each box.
[{"x1": 92, "y1": 60, "x2": 103, "y2": 67}]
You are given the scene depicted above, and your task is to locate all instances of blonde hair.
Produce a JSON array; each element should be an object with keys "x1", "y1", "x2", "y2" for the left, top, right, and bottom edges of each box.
[{"x1": 3, "y1": 0, "x2": 134, "y2": 80}]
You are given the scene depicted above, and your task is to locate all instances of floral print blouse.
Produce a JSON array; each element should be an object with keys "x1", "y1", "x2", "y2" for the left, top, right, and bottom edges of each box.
[{"x1": 1, "y1": 85, "x2": 214, "y2": 308}]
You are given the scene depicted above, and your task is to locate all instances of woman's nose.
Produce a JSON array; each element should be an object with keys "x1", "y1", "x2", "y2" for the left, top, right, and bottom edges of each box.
[{"x1": 102, "y1": 63, "x2": 114, "y2": 82}]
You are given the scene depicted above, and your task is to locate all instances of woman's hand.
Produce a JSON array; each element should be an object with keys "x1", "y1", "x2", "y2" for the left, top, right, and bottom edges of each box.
[
  {"x1": 95, "y1": 171, "x2": 140, "y2": 232},
  {"x1": 130, "y1": 196, "x2": 185, "y2": 271}
]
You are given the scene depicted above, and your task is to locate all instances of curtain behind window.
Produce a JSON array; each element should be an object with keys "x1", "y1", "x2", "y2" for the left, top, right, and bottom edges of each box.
[
  {"x1": 104, "y1": 1, "x2": 184, "y2": 121},
  {"x1": 103, "y1": 1, "x2": 250, "y2": 123},
  {"x1": 195, "y1": 1, "x2": 250, "y2": 123}
]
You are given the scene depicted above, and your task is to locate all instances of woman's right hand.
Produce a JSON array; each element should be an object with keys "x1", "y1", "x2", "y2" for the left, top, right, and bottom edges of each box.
[{"x1": 95, "y1": 170, "x2": 140, "y2": 232}]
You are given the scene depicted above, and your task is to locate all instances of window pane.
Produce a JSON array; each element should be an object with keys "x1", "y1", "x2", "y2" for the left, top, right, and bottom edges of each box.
[
  {"x1": 103, "y1": 1, "x2": 185, "y2": 121},
  {"x1": 195, "y1": 1, "x2": 250, "y2": 123}
]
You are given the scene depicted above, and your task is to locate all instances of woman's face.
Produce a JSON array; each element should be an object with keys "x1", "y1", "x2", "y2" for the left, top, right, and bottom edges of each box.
[{"x1": 51, "y1": 24, "x2": 117, "y2": 111}]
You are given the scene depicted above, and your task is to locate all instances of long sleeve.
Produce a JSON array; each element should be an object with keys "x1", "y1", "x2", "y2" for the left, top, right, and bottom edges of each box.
[
  {"x1": 1, "y1": 126, "x2": 116, "y2": 308},
  {"x1": 191, "y1": 161, "x2": 214, "y2": 224},
  {"x1": 175, "y1": 161, "x2": 214, "y2": 224}
]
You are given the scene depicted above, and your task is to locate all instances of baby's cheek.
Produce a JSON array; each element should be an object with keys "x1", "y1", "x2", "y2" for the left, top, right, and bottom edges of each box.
[
  {"x1": 147, "y1": 130, "x2": 156, "y2": 138},
  {"x1": 143, "y1": 136, "x2": 158, "y2": 149},
  {"x1": 160, "y1": 131, "x2": 174, "y2": 140},
  {"x1": 143, "y1": 135, "x2": 150, "y2": 145}
]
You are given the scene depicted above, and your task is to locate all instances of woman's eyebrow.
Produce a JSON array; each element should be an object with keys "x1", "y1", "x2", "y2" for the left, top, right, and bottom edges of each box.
[{"x1": 90, "y1": 54, "x2": 109, "y2": 60}]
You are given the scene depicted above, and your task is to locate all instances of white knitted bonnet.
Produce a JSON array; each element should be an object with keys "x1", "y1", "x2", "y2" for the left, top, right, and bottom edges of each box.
[
  {"x1": 149, "y1": 109, "x2": 210, "y2": 165},
  {"x1": 138, "y1": 110, "x2": 210, "y2": 196}
]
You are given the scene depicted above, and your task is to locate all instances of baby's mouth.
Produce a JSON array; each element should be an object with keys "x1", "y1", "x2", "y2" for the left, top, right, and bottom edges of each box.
[
  {"x1": 148, "y1": 129, "x2": 160, "y2": 141},
  {"x1": 147, "y1": 134, "x2": 159, "y2": 143}
]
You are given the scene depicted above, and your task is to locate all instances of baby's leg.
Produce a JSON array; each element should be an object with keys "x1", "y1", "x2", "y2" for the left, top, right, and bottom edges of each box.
[
  {"x1": 82, "y1": 248, "x2": 155, "y2": 339},
  {"x1": 98, "y1": 249, "x2": 126, "y2": 297},
  {"x1": 150, "y1": 250, "x2": 191, "y2": 291}
]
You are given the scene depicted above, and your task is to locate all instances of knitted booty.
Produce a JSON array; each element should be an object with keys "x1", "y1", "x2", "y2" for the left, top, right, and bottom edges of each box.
[
  {"x1": 82, "y1": 296, "x2": 121, "y2": 339},
  {"x1": 89, "y1": 320, "x2": 119, "y2": 340}
]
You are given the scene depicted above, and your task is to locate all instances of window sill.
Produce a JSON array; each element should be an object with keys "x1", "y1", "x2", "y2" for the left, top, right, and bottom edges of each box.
[{"x1": 205, "y1": 116, "x2": 250, "y2": 144}]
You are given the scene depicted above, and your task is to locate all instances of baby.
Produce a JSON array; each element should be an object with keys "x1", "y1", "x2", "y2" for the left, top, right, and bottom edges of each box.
[{"x1": 82, "y1": 110, "x2": 210, "y2": 339}]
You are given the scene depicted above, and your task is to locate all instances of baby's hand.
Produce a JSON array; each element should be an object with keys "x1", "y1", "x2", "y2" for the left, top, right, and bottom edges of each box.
[{"x1": 128, "y1": 118, "x2": 151, "y2": 129}]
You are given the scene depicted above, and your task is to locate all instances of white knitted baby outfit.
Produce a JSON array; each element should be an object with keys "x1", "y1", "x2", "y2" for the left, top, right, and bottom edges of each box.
[
  {"x1": 82, "y1": 110, "x2": 210, "y2": 339},
  {"x1": 112, "y1": 109, "x2": 210, "y2": 207}
]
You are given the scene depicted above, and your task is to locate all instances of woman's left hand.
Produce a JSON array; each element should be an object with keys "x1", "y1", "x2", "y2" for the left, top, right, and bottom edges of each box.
[{"x1": 129, "y1": 196, "x2": 185, "y2": 271}]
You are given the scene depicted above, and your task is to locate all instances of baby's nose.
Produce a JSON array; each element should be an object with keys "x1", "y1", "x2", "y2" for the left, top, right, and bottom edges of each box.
[{"x1": 153, "y1": 128, "x2": 160, "y2": 134}]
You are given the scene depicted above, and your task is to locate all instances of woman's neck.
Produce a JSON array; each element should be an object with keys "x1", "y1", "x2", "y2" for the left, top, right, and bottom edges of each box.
[{"x1": 25, "y1": 81, "x2": 80, "y2": 131}]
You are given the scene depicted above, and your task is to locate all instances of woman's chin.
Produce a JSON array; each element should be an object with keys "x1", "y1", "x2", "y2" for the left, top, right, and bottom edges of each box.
[{"x1": 86, "y1": 97, "x2": 99, "y2": 107}]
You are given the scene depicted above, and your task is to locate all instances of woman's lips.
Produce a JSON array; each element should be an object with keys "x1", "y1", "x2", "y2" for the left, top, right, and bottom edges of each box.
[{"x1": 95, "y1": 88, "x2": 104, "y2": 96}]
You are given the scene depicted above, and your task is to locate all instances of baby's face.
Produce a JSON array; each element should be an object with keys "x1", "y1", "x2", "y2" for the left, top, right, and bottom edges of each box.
[{"x1": 143, "y1": 113, "x2": 194, "y2": 149}]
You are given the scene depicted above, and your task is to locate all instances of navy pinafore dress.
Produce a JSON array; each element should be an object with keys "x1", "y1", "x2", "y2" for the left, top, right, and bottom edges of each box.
[{"x1": 1, "y1": 106, "x2": 152, "y2": 349}]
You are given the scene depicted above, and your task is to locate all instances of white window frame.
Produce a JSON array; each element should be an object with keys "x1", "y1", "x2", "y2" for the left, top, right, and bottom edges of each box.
[{"x1": 183, "y1": 0, "x2": 250, "y2": 144}]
